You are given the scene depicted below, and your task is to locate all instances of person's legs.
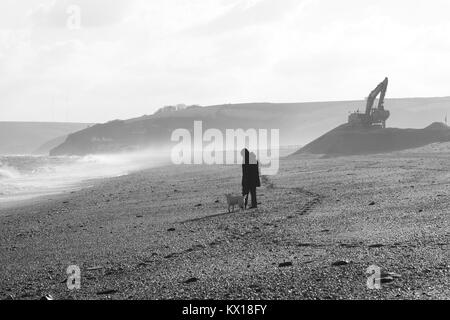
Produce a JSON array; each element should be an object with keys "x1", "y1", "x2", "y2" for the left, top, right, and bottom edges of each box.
[
  {"x1": 250, "y1": 187, "x2": 257, "y2": 208},
  {"x1": 242, "y1": 187, "x2": 249, "y2": 208}
]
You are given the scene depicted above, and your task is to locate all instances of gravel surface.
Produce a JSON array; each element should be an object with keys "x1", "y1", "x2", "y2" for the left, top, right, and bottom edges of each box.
[{"x1": 0, "y1": 147, "x2": 449, "y2": 300}]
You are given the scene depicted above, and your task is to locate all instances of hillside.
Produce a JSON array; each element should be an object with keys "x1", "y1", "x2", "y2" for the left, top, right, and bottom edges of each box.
[
  {"x1": 0, "y1": 122, "x2": 91, "y2": 155},
  {"x1": 50, "y1": 102, "x2": 349, "y2": 155},
  {"x1": 50, "y1": 97, "x2": 450, "y2": 156},
  {"x1": 293, "y1": 122, "x2": 450, "y2": 156}
]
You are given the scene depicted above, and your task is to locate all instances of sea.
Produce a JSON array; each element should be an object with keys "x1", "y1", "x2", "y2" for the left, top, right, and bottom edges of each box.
[{"x1": 0, "y1": 151, "x2": 169, "y2": 205}]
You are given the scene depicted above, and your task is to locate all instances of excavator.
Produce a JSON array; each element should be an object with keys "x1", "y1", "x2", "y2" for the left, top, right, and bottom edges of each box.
[{"x1": 348, "y1": 77, "x2": 390, "y2": 128}]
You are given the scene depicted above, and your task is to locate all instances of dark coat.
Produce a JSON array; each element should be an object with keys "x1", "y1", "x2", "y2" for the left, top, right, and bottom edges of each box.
[{"x1": 242, "y1": 150, "x2": 261, "y2": 193}]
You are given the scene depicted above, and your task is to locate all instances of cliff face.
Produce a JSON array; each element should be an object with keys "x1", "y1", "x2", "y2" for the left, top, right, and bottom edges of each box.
[
  {"x1": 50, "y1": 119, "x2": 175, "y2": 155},
  {"x1": 293, "y1": 122, "x2": 450, "y2": 156}
]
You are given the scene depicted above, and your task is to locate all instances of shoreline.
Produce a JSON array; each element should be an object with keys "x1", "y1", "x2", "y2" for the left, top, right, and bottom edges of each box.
[
  {"x1": 0, "y1": 160, "x2": 176, "y2": 211},
  {"x1": 0, "y1": 177, "x2": 102, "y2": 212}
]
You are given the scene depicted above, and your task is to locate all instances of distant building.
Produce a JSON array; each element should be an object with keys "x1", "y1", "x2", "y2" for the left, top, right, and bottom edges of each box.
[{"x1": 153, "y1": 104, "x2": 201, "y2": 115}]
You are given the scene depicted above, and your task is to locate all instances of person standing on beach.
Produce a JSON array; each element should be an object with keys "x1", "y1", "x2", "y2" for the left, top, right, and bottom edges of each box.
[{"x1": 241, "y1": 148, "x2": 261, "y2": 209}]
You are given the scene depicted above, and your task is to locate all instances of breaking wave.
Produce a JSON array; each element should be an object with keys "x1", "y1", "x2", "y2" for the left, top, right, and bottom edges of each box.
[
  {"x1": 0, "y1": 164, "x2": 19, "y2": 179},
  {"x1": 0, "y1": 149, "x2": 170, "y2": 204}
]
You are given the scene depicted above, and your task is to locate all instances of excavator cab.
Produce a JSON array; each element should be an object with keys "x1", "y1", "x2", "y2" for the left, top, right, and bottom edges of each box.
[
  {"x1": 371, "y1": 108, "x2": 390, "y2": 128},
  {"x1": 348, "y1": 112, "x2": 370, "y2": 127}
]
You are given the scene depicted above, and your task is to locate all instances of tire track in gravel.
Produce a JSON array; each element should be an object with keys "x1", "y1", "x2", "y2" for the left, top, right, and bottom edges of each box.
[{"x1": 261, "y1": 175, "x2": 325, "y2": 216}]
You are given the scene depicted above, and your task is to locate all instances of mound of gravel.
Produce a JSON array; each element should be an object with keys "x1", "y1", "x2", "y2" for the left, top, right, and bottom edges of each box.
[{"x1": 293, "y1": 122, "x2": 450, "y2": 156}]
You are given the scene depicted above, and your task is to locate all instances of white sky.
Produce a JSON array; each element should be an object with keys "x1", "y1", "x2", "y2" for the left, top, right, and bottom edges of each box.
[{"x1": 1, "y1": 0, "x2": 450, "y2": 123}]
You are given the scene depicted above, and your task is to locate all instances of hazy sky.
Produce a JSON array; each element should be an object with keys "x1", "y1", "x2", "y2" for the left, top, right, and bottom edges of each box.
[{"x1": 1, "y1": 0, "x2": 450, "y2": 123}]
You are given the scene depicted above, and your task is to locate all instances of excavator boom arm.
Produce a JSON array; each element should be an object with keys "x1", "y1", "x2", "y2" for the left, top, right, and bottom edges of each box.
[{"x1": 365, "y1": 77, "x2": 388, "y2": 115}]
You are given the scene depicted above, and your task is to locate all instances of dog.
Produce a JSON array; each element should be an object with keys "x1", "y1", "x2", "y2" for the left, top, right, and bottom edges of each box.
[{"x1": 225, "y1": 194, "x2": 247, "y2": 213}]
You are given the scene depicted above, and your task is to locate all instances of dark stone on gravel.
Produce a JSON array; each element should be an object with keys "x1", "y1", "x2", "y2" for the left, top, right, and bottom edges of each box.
[
  {"x1": 214, "y1": 200, "x2": 220, "y2": 203},
  {"x1": 184, "y1": 277, "x2": 199, "y2": 284},
  {"x1": 167, "y1": 228, "x2": 176, "y2": 232},
  {"x1": 96, "y1": 289, "x2": 118, "y2": 295},
  {"x1": 278, "y1": 261, "x2": 293, "y2": 268},
  {"x1": 369, "y1": 201, "x2": 376, "y2": 206},
  {"x1": 297, "y1": 243, "x2": 313, "y2": 247},
  {"x1": 137, "y1": 262, "x2": 150, "y2": 267},
  {"x1": 376, "y1": 272, "x2": 401, "y2": 285},
  {"x1": 332, "y1": 260, "x2": 351, "y2": 266},
  {"x1": 340, "y1": 243, "x2": 358, "y2": 248},
  {"x1": 380, "y1": 276, "x2": 394, "y2": 284},
  {"x1": 368, "y1": 244, "x2": 384, "y2": 248},
  {"x1": 194, "y1": 204, "x2": 202, "y2": 207},
  {"x1": 136, "y1": 215, "x2": 143, "y2": 218}
]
